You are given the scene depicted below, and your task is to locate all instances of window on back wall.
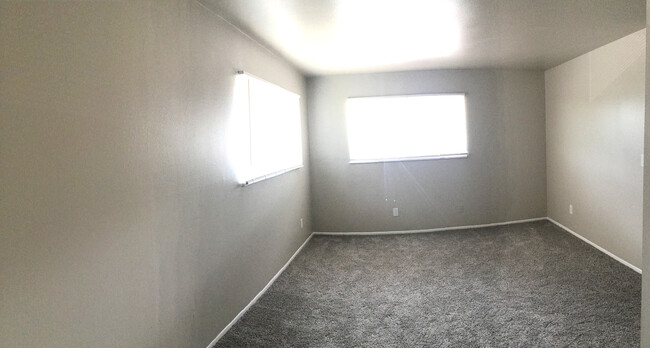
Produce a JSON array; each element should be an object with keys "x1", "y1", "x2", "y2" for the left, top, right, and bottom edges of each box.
[
  {"x1": 346, "y1": 94, "x2": 468, "y2": 163},
  {"x1": 233, "y1": 72, "x2": 303, "y2": 185}
]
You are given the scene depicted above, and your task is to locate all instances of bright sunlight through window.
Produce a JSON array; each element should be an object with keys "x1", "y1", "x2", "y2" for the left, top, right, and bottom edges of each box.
[
  {"x1": 346, "y1": 94, "x2": 468, "y2": 163},
  {"x1": 233, "y1": 72, "x2": 302, "y2": 185}
]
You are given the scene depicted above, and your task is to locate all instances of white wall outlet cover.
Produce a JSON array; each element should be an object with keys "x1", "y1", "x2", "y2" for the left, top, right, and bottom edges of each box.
[{"x1": 392, "y1": 208, "x2": 399, "y2": 217}]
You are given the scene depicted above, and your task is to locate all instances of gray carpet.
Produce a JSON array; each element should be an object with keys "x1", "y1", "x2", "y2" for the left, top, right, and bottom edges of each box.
[{"x1": 215, "y1": 221, "x2": 641, "y2": 347}]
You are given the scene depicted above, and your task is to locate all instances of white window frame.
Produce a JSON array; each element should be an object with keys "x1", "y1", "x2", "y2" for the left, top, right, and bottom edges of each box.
[{"x1": 346, "y1": 93, "x2": 468, "y2": 164}]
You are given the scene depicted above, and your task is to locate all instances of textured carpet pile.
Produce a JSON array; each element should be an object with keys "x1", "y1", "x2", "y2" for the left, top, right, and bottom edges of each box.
[{"x1": 216, "y1": 221, "x2": 640, "y2": 347}]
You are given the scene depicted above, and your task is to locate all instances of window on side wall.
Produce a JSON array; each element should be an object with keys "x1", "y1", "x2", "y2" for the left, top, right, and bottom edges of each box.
[
  {"x1": 346, "y1": 94, "x2": 468, "y2": 163},
  {"x1": 234, "y1": 72, "x2": 302, "y2": 185}
]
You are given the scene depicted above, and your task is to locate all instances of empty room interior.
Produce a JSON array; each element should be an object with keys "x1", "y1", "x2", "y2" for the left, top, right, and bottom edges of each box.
[{"x1": 3, "y1": 0, "x2": 650, "y2": 347}]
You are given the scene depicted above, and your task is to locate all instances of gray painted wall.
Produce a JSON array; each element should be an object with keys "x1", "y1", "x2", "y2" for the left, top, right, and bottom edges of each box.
[
  {"x1": 545, "y1": 29, "x2": 646, "y2": 270},
  {"x1": 641, "y1": 2, "x2": 650, "y2": 348},
  {"x1": 307, "y1": 69, "x2": 547, "y2": 232},
  {"x1": 0, "y1": 1, "x2": 310, "y2": 347}
]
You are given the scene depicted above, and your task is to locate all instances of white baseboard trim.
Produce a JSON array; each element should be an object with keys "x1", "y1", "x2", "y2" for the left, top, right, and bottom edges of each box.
[
  {"x1": 546, "y1": 217, "x2": 641, "y2": 274},
  {"x1": 206, "y1": 233, "x2": 314, "y2": 348},
  {"x1": 313, "y1": 217, "x2": 548, "y2": 236}
]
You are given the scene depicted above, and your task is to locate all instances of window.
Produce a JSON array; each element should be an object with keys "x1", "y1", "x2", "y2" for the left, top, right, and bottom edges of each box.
[
  {"x1": 233, "y1": 72, "x2": 303, "y2": 185},
  {"x1": 346, "y1": 94, "x2": 468, "y2": 163}
]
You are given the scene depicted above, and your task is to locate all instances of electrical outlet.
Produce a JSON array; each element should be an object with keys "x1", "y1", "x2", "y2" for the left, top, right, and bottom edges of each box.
[
  {"x1": 393, "y1": 208, "x2": 399, "y2": 217},
  {"x1": 569, "y1": 204, "x2": 573, "y2": 215}
]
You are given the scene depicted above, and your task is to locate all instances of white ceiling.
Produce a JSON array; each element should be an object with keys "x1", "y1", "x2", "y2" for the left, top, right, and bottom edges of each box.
[{"x1": 201, "y1": 0, "x2": 645, "y2": 75}]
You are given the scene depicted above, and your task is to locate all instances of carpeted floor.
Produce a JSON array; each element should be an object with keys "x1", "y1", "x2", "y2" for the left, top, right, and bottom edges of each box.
[{"x1": 215, "y1": 221, "x2": 641, "y2": 347}]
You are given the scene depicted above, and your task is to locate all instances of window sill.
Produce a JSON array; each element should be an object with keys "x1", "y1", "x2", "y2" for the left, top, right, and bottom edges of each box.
[
  {"x1": 349, "y1": 153, "x2": 468, "y2": 164},
  {"x1": 240, "y1": 165, "x2": 303, "y2": 186}
]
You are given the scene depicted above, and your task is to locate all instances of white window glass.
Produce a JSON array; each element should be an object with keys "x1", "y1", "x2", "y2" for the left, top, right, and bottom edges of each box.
[
  {"x1": 235, "y1": 73, "x2": 302, "y2": 184},
  {"x1": 346, "y1": 94, "x2": 467, "y2": 163}
]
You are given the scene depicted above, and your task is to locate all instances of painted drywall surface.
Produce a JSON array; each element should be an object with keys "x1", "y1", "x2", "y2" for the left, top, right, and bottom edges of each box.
[
  {"x1": 642, "y1": 4, "x2": 650, "y2": 345},
  {"x1": 0, "y1": 1, "x2": 310, "y2": 347},
  {"x1": 307, "y1": 69, "x2": 547, "y2": 232},
  {"x1": 546, "y1": 29, "x2": 645, "y2": 270}
]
